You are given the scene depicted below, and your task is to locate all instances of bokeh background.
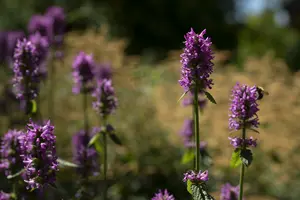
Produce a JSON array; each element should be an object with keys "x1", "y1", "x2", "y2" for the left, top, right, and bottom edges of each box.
[{"x1": 1, "y1": 0, "x2": 300, "y2": 199}]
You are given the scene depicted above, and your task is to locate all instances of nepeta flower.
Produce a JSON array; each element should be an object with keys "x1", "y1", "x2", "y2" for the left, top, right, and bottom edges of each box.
[
  {"x1": 228, "y1": 136, "x2": 257, "y2": 149},
  {"x1": 152, "y1": 189, "x2": 175, "y2": 200},
  {"x1": 72, "y1": 130, "x2": 99, "y2": 177},
  {"x1": 20, "y1": 120, "x2": 58, "y2": 190},
  {"x1": 183, "y1": 170, "x2": 209, "y2": 183},
  {"x1": 6, "y1": 31, "x2": 25, "y2": 61},
  {"x1": 13, "y1": 39, "x2": 40, "y2": 100},
  {"x1": 45, "y1": 6, "x2": 65, "y2": 47},
  {"x1": 0, "y1": 130, "x2": 24, "y2": 176},
  {"x1": 95, "y1": 63, "x2": 112, "y2": 80},
  {"x1": 220, "y1": 183, "x2": 241, "y2": 200},
  {"x1": 72, "y1": 52, "x2": 95, "y2": 94},
  {"x1": 229, "y1": 83, "x2": 259, "y2": 131},
  {"x1": 29, "y1": 32, "x2": 49, "y2": 65},
  {"x1": 179, "y1": 28, "x2": 214, "y2": 92},
  {"x1": 92, "y1": 79, "x2": 118, "y2": 118},
  {"x1": 0, "y1": 191, "x2": 11, "y2": 200},
  {"x1": 28, "y1": 15, "x2": 54, "y2": 43}
]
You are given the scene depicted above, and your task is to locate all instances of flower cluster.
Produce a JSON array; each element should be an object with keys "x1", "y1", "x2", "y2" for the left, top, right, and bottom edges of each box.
[
  {"x1": 92, "y1": 79, "x2": 118, "y2": 118},
  {"x1": 183, "y1": 170, "x2": 209, "y2": 183},
  {"x1": 6, "y1": 31, "x2": 25, "y2": 62},
  {"x1": 72, "y1": 130, "x2": 99, "y2": 177},
  {"x1": 152, "y1": 189, "x2": 175, "y2": 200},
  {"x1": 12, "y1": 39, "x2": 40, "y2": 100},
  {"x1": 0, "y1": 130, "x2": 24, "y2": 176},
  {"x1": 229, "y1": 83, "x2": 259, "y2": 131},
  {"x1": 179, "y1": 28, "x2": 214, "y2": 92},
  {"x1": 95, "y1": 63, "x2": 112, "y2": 80},
  {"x1": 29, "y1": 32, "x2": 49, "y2": 66},
  {"x1": 20, "y1": 120, "x2": 58, "y2": 190},
  {"x1": 72, "y1": 52, "x2": 95, "y2": 94},
  {"x1": 28, "y1": 15, "x2": 54, "y2": 43},
  {"x1": 228, "y1": 136, "x2": 257, "y2": 149},
  {"x1": 0, "y1": 191, "x2": 11, "y2": 200},
  {"x1": 220, "y1": 183, "x2": 241, "y2": 200}
]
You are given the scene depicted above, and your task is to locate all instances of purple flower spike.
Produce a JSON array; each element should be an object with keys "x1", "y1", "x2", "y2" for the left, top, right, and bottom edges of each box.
[
  {"x1": 152, "y1": 189, "x2": 175, "y2": 200},
  {"x1": 72, "y1": 52, "x2": 95, "y2": 94},
  {"x1": 220, "y1": 183, "x2": 242, "y2": 200},
  {"x1": 45, "y1": 6, "x2": 66, "y2": 47},
  {"x1": 28, "y1": 15, "x2": 54, "y2": 43},
  {"x1": 183, "y1": 170, "x2": 209, "y2": 183},
  {"x1": 179, "y1": 28, "x2": 214, "y2": 92},
  {"x1": 6, "y1": 31, "x2": 25, "y2": 61},
  {"x1": 95, "y1": 63, "x2": 113, "y2": 80},
  {"x1": 229, "y1": 83, "x2": 259, "y2": 131},
  {"x1": 20, "y1": 120, "x2": 58, "y2": 190},
  {"x1": 0, "y1": 191, "x2": 11, "y2": 200},
  {"x1": 0, "y1": 130, "x2": 24, "y2": 177},
  {"x1": 29, "y1": 32, "x2": 49, "y2": 65},
  {"x1": 0, "y1": 32, "x2": 7, "y2": 64},
  {"x1": 13, "y1": 38, "x2": 40, "y2": 100},
  {"x1": 72, "y1": 130, "x2": 99, "y2": 177},
  {"x1": 92, "y1": 79, "x2": 118, "y2": 118},
  {"x1": 228, "y1": 136, "x2": 257, "y2": 149}
]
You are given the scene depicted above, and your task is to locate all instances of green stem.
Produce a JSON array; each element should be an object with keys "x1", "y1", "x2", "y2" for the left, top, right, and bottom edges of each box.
[
  {"x1": 239, "y1": 124, "x2": 246, "y2": 200},
  {"x1": 102, "y1": 118, "x2": 108, "y2": 200},
  {"x1": 193, "y1": 84, "x2": 200, "y2": 171}
]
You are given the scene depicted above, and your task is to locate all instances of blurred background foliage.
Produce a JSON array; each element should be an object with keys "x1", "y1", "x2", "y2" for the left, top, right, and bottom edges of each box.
[{"x1": 1, "y1": 0, "x2": 300, "y2": 199}]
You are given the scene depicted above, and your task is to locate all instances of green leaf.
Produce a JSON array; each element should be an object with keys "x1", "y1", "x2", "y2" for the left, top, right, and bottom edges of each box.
[
  {"x1": 187, "y1": 180, "x2": 193, "y2": 194},
  {"x1": 108, "y1": 133, "x2": 122, "y2": 145},
  {"x1": 181, "y1": 150, "x2": 195, "y2": 165},
  {"x1": 7, "y1": 169, "x2": 25, "y2": 179},
  {"x1": 248, "y1": 128, "x2": 260, "y2": 134},
  {"x1": 31, "y1": 100, "x2": 37, "y2": 113},
  {"x1": 230, "y1": 148, "x2": 242, "y2": 168},
  {"x1": 240, "y1": 149, "x2": 253, "y2": 167},
  {"x1": 203, "y1": 91, "x2": 217, "y2": 104},
  {"x1": 58, "y1": 158, "x2": 80, "y2": 168},
  {"x1": 177, "y1": 90, "x2": 190, "y2": 103},
  {"x1": 88, "y1": 133, "x2": 100, "y2": 146},
  {"x1": 94, "y1": 139, "x2": 103, "y2": 154},
  {"x1": 190, "y1": 183, "x2": 215, "y2": 200}
]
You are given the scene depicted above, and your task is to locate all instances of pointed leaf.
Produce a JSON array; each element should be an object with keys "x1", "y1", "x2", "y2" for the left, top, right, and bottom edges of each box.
[
  {"x1": 31, "y1": 100, "x2": 37, "y2": 114},
  {"x1": 249, "y1": 128, "x2": 260, "y2": 134},
  {"x1": 7, "y1": 169, "x2": 25, "y2": 179},
  {"x1": 181, "y1": 150, "x2": 195, "y2": 165},
  {"x1": 187, "y1": 179, "x2": 193, "y2": 194},
  {"x1": 204, "y1": 91, "x2": 217, "y2": 104},
  {"x1": 58, "y1": 158, "x2": 80, "y2": 168},
  {"x1": 230, "y1": 148, "x2": 242, "y2": 168},
  {"x1": 177, "y1": 90, "x2": 189, "y2": 103},
  {"x1": 240, "y1": 149, "x2": 253, "y2": 167},
  {"x1": 190, "y1": 183, "x2": 215, "y2": 200},
  {"x1": 108, "y1": 133, "x2": 122, "y2": 145},
  {"x1": 94, "y1": 139, "x2": 103, "y2": 154},
  {"x1": 88, "y1": 133, "x2": 100, "y2": 146}
]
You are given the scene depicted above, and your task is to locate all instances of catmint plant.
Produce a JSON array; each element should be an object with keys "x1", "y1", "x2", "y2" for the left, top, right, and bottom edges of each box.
[
  {"x1": 229, "y1": 82, "x2": 260, "y2": 200},
  {"x1": 6, "y1": 31, "x2": 25, "y2": 65},
  {"x1": 28, "y1": 15, "x2": 54, "y2": 43},
  {"x1": 91, "y1": 77, "x2": 118, "y2": 200},
  {"x1": 220, "y1": 183, "x2": 241, "y2": 200},
  {"x1": 151, "y1": 189, "x2": 175, "y2": 200},
  {"x1": 20, "y1": 119, "x2": 58, "y2": 190}
]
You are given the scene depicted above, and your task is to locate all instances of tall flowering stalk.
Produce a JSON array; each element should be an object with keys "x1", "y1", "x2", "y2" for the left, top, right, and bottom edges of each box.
[
  {"x1": 12, "y1": 38, "x2": 40, "y2": 115},
  {"x1": 229, "y1": 83, "x2": 260, "y2": 200},
  {"x1": 20, "y1": 120, "x2": 58, "y2": 190},
  {"x1": 179, "y1": 28, "x2": 215, "y2": 172},
  {"x1": 92, "y1": 78, "x2": 118, "y2": 200},
  {"x1": 151, "y1": 189, "x2": 175, "y2": 200}
]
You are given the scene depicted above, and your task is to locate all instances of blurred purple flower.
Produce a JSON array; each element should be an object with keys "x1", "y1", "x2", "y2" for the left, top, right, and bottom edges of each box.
[
  {"x1": 152, "y1": 189, "x2": 175, "y2": 200},
  {"x1": 220, "y1": 183, "x2": 242, "y2": 200},
  {"x1": 72, "y1": 130, "x2": 99, "y2": 177},
  {"x1": 12, "y1": 39, "x2": 40, "y2": 100},
  {"x1": 179, "y1": 28, "x2": 214, "y2": 92},
  {"x1": 6, "y1": 31, "x2": 25, "y2": 61},
  {"x1": 0, "y1": 32, "x2": 7, "y2": 64},
  {"x1": 183, "y1": 170, "x2": 209, "y2": 183},
  {"x1": 229, "y1": 83, "x2": 259, "y2": 131},
  {"x1": 92, "y1": 79, "x2": 118, "y2": 118},
  {"x1": 0, "y1": 191, "x2": 11, "y2": 200},
  {"x1": 72, "y1": 52, "x2": 95, "y2": 94},
  {"x1": 28, "y1": 15, "x2": 54, "y2": 43},
  {"x1": 228, "y1": 136, "x2": 257, "y2": 149},
  {"x1": 20, "y1": 120, "x2": 58, "y2": 190},
  {"x1": 95, "y1": 63, "x2": 112, "y2": 80},
  {"x1": 0, "y1": 130, "x2": 24, "y2": 177},
  {"x1": 45, "y1": 6, "x2": 65, "y2": 47}
]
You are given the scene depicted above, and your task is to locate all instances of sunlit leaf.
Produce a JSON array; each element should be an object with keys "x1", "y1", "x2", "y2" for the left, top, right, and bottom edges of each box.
[
  {"x1": 177, "y1": 90, "x2": 190, "y2": 103},
  {"x1": 230, "y1": 148, "x2": 242, "y2": 168},
  {"x1": 58, "y1": 158, "x2": 80, "y2": 168},
  {"x1": 7, "y1": 169, "x2": 25, "y2": 179},
  {"x1": 88, "y1": 133, "x2": 100, "y2": 146},
  {"x1": 181, "y1": 150, "x2": 195, "y2": 165}
]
